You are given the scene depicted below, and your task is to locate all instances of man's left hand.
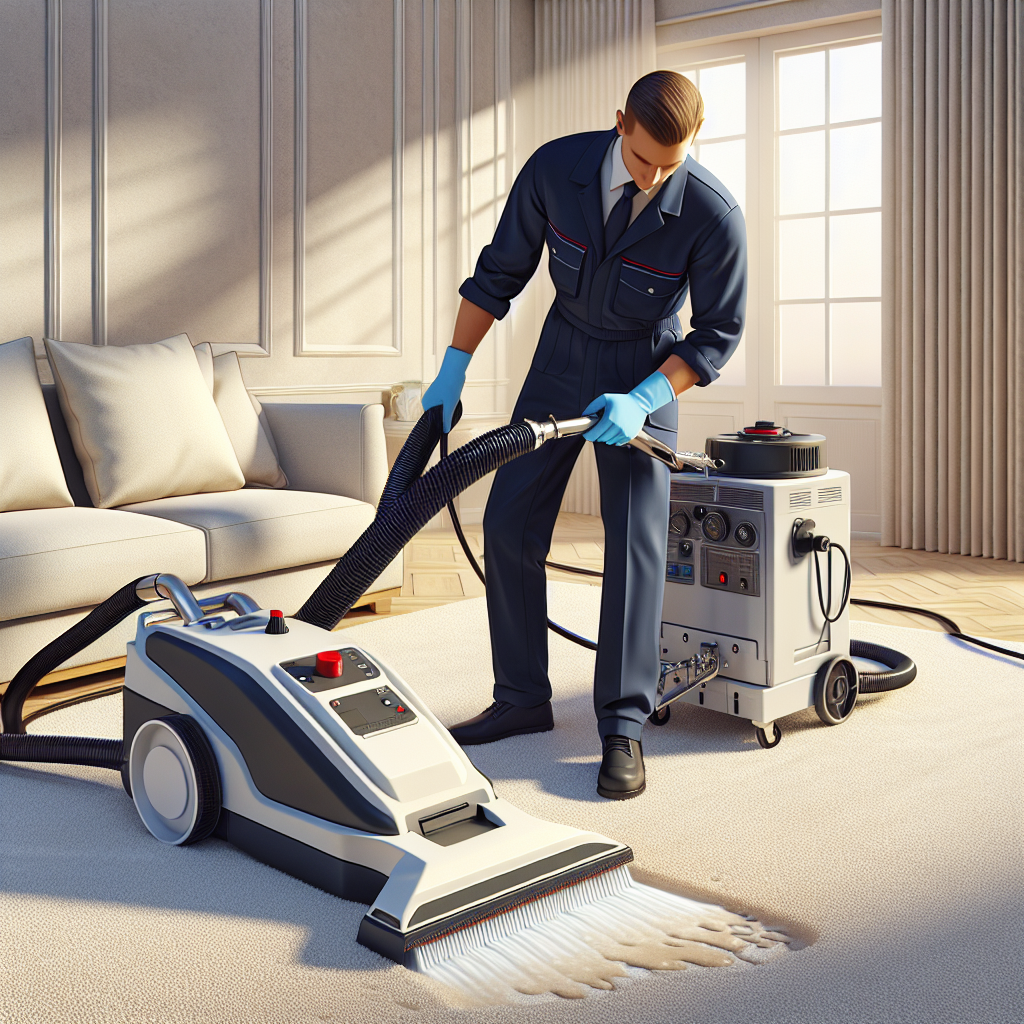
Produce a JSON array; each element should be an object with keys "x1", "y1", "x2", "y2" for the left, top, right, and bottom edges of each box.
[{"x1": 583, "y1": 371, "x2": 677, "y2": 446}]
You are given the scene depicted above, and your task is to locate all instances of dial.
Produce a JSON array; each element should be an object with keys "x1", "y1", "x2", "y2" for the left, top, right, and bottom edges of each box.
[
  {"x1": 669, "y1": 509, "x2": 691, "y2": 537},
  {"x1": 701, "y1": 510, "x2": 730, "y2": 543},
  {"x1": 734, "y1": 522, "x2": 757, "y2": 547}
]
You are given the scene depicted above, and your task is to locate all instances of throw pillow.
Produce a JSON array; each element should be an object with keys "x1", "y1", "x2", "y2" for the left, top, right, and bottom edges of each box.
[
  {"x1": 0, "y1": 337, "x2": 74, "y2": 512},
  {"x1": 191, "y1": 343, "x2": 287, "y2": 488},
  {"x1": 45, "y1": 335, "x2": 245, "y2": 508}
]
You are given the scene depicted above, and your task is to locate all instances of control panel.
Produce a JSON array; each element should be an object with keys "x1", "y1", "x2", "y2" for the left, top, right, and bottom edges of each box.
[
  {"x1": 280, "y1": 647, "x2": 381, "y2": 692},
  {"x1": 666, "y1": 499, "x2": 763, "y2": 598},
  {"x1": 328, "y1": 685, "x2": 418, "y2": 736}
]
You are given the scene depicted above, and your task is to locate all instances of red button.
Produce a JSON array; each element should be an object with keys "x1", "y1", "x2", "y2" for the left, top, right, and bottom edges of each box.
[
  {"x1": 315, "y1": 651, "x2": 342, "y2": 677},
  {"x1": 719, "y1": 572, "x2": 728, "y2": 585}
]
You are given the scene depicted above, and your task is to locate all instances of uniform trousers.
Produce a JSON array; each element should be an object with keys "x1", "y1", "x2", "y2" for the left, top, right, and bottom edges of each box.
[{"x1": 482, "y1": 305, "x2": 677, "y2": 742}]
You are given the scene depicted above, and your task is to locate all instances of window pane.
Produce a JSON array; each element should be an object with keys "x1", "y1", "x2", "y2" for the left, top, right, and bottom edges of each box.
[
  {"x1": 830, "y1": 42, "x2": 881, "y2": 123},
  {"x1": 830, "y1": 212, "x2": 881, "y2": 297},
  {"x1": 780, "y1": 304, "x2": 826, "y2": 384},
  {"x1": 779, "y1": 217, "x2": 825, "y2": 299},
  {"x1": 779, "y1": 131, "x2": 825, "y2": 213},
  {"x1": 830, "y1": 123, "x2": 881, "y2": 209},
  {"x1": 831, "y1": 302, "x2": 881, "y2": 385},
  {"x1": 697, "y1": 139, "x2": 745, "y2": 210},
  {"x1": 698, "y1": 62, "x2": 745, "y2": 139},
  {"x1": 779, "y1": 51, "x2": 825, "y2": 130}
]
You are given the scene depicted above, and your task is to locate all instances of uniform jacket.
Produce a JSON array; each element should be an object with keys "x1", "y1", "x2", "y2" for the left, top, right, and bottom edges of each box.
[{"x1": 459, "y1": 127, "x2": 747, "y2": 386}]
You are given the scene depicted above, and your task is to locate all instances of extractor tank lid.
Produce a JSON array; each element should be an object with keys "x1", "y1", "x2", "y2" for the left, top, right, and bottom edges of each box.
[{"x1": 705, "y1": 421, "x2": 828, "y2": 478}]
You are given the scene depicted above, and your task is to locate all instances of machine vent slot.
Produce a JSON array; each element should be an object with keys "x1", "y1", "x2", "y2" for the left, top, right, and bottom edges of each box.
[
  {"x1": 817, "y1": 485, "x2": 843, "y2": 504},
  {"x1": 671, "y1": 481, "x2": 716, "y2": 502},
  {"x1": 717, "y1": 486, "x2": 763, "y2": 510},
  {"x1": 790, "y1": 446, "x2": 820, "y2": 473},
  {"x1": 789, "y1": 490, "x2": 812, "y2": 509}
]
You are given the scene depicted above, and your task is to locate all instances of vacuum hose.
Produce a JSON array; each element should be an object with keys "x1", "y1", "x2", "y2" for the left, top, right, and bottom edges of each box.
[
  {"x1": 0, "y1": 578, "x2": 151, "y2": 769},
  {"x1": 296, "y1": 408, "x2": 537, "y2": 630}
]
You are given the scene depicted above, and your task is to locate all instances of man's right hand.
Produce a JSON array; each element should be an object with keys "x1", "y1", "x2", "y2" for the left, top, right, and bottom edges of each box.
[{"x1": 421, "y1": 346, "x2": 472, "y2": 432}]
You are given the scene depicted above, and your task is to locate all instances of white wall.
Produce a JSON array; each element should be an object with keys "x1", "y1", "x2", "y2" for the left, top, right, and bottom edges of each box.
[{"x1": 0, "y1": 0, "x2": 537, "y2": 422}]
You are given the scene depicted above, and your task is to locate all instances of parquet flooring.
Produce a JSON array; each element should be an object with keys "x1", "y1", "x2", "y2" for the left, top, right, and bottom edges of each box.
[{"x1": 372, "y1": 514, "x2": 1023, "y2": 641}]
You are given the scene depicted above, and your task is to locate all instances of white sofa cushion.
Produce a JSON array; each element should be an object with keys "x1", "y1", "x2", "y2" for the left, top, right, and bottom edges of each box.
[
  {"x1": 0, "y1": 337, "x2": 74, "y2": 513},
  {"x1": 118, "y1": 489, "x2": 378, "y2": 583},
  {"x1": 0, "y1": 507, "x2": 207, "y2": 622},
  {"x1": 45, "y1": 335, "x2": 245, "y2": 508}
]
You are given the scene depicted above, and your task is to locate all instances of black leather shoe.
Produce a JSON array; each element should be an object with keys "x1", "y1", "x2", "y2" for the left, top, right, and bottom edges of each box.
[
  {"x1": 448, "y1": 700, "x2": 553, "y2": 746},
  {"x1": 597, "y1": 735, "x2": 645, "y2": 799}
]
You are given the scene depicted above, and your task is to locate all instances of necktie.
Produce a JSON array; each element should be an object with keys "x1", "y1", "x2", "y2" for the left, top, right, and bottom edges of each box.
[{"x1": 604, "y1": 180, "x2": 640, "y2": 252}]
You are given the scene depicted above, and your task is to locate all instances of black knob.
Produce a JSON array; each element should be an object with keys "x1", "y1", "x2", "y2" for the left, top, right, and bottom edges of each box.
[{"x1": 265, "y1": 610, "x2": 289, "y2": 634}]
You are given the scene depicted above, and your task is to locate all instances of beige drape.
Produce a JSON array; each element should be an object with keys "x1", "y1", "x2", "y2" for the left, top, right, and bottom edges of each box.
[
  {"x1": 534, "y1": 0, "x2": 656, "y2": 513},
  {"x1": 883, "y1": 0, "x2": 1023, "y2": 561}
]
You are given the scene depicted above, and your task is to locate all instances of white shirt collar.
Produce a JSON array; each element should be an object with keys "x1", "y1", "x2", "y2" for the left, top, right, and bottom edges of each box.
[{"x1": 609, "y1": 135, "x2": 634, "y2": 192}]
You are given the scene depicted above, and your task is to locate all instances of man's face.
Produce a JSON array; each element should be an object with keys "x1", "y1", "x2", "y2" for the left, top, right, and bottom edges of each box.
[{"x1": 616, "y1": 109, "x2": 697, "y2": 191}]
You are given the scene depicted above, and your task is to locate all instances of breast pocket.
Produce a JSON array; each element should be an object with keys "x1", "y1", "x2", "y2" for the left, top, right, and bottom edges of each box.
[
  {"x1": 546, "y1": 223, "x2": 587, "y2": 299},
  {"x1": 613, "y1": 259, "x2": 683, "y2": 320}
]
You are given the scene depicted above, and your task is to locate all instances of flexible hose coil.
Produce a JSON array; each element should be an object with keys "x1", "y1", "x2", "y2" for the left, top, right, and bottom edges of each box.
[
  {"x1": 297, "y1": 414, "x2": 537, "y2": 630},
  {"x1": 850, "y1": 639, "x2": 917, "y2": 693}
]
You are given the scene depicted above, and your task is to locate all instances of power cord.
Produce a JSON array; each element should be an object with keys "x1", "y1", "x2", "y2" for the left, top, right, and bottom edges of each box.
[{"x1": 440, "y1": 431, "x2": 598, "y2": 650}]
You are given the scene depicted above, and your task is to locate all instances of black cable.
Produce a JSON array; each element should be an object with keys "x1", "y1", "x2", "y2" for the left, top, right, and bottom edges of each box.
[
  {"x1": 813, "y1": 541, "x2": 852, "y2": 650},
  {"x1": 440, "y1": 431, "x2": 598, "y2": 651},
  {"x1": 851, "y1": 597, "x2": 1024, "y2": 663}
]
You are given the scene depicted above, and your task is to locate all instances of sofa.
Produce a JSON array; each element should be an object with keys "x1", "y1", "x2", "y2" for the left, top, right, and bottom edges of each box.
[{"x1": 0, "y1": 334, "x2": 402, "y2": 686}]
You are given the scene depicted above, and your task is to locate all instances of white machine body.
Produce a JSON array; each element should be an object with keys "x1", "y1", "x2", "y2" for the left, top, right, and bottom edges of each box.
[
  {"x1": 661, "y1": 468, "x2": 851, "y2": 728},
  {"x1": 123, "y1": 612, "x2": 629, "y2": 961}
]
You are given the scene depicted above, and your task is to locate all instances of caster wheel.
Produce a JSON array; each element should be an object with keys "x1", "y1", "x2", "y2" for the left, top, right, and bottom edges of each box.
[
  {"x1": 649, "y1": 705, "x2": 671, "y2": 726},
  {"x1": 755, "y1": 722, "x2": 782, "y2": 748},
  {"x1": 814, "y1": 656, "x2": 859, "y2": 726},
  {"x1": 129, "y1": 715, "x2": 221, "y2": 845}
]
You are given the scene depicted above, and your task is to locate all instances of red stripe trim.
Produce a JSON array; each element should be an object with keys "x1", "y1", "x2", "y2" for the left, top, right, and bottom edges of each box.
[
  {"x1": 547, "y1": 221, "x2": 587, "y2": 250},
  {"x1": 621, "y1": 256, "x2": 681, "y2": 278}
]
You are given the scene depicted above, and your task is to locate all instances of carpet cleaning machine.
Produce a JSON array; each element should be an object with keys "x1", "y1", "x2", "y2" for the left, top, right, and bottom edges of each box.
[{"x1": 0, "y1": 407, "x2": 917, "y2": 971}]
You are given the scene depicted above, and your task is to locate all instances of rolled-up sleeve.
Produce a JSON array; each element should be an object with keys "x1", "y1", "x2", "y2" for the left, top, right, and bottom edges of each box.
[
  {"x1": 674, "y1": 205, "x2": 747, "y2": 386},
  {"x1": 459, "y1": 153, "x2": 547, "y2": 321}
]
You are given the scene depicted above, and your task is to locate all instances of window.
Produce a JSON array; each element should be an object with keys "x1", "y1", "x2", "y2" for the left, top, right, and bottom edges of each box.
[
  {"x1": 776, "y1": 40, "x2": 882, "y2": 386},
  {"x1": 666, "y1": 23, "x2": 882, "y2": 391}
]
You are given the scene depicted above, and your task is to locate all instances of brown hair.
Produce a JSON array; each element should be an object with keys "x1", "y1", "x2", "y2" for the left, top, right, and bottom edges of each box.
[{"x1": 623, "y1": 70, "x2": 704, "y2": 146}]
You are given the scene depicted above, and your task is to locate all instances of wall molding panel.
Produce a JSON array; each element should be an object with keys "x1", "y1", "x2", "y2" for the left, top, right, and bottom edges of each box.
[
  {"x1": 44, "y1": 0, "x2": 62, "y2": 340},
  {"x1": 91, "y1": 0, "x2": 107, "y2": 345}
]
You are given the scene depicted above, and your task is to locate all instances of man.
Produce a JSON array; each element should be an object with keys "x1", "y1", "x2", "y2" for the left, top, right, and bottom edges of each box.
[{"x1": 421, "y1": 71, "x2": 746, "y2": 799}]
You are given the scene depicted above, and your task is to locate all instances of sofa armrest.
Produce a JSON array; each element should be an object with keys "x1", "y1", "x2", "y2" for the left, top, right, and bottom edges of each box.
[{"x1": 260, "y1": 402, "x2": 388, "y2": 506}]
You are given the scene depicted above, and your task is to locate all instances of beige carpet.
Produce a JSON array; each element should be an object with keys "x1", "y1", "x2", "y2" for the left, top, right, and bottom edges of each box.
[{"x1": 2, "y1": 582, "x2": 1022, "y2": 1024}]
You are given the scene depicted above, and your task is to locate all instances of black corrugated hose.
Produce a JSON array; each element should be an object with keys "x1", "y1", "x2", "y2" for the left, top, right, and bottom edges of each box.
[
  {"x1": 0, "y1": 577, "x2": 150, "y2": 769},
  {"x1": 296, "y1": 407, "x2": 538, "y2": 630}
]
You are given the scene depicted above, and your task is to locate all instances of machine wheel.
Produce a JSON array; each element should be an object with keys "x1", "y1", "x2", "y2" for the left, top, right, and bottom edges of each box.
[
  {"x1": 128, "y1": 715, "x2": 221, "y2": 845},
  {"x1": 649, "y1": 705, "x2": 671, "y2": 726},
  {"x1": 814, "y1": 656, "x2": 859, "y2": 726},
  {"x1": 755, "y1": 722, "x2": 782, "y2": 748}
]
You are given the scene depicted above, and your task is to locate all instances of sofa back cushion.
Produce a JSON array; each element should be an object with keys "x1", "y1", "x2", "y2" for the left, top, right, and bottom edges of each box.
[
  {"x1": 193, "y1": 344, "x2": 287, "y2": 489},
  {"x1": 45, "y1": 334, "x2": 245, "y2": 508},
  {"x1": 0, "y1": 337, "x2": 75, "y2": 512}
]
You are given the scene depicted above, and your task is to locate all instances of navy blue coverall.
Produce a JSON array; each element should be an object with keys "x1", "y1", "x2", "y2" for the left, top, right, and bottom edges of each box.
[{"x1": 460, "y1": 126, "x2": 746, "y2": 742}]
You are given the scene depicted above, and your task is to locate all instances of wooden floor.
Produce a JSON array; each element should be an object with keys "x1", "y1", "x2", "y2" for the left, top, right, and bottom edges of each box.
[
  {"x1": 19, "y1": 513, "x2": 1023, "y2": 722},
  {"x1": 344, "y1": 512, "x2": 1024, "y2": 641}
]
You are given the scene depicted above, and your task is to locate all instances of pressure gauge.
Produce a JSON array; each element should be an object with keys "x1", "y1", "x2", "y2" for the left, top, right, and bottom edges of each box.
[
  {"x1": 734, "y1": 522, "x2": 757, "y2": 547},
  {"x1": 701, "y1": 510, "x2": 729, "y2": 543},
  {"x1": 669, "y1": 509, "x2": 691, "y2": 537}
]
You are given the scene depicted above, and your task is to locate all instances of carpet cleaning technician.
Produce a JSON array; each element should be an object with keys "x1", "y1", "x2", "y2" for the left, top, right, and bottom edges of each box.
[{"x1": 421, "y1": 71, "x2": 747, "y2": 800}]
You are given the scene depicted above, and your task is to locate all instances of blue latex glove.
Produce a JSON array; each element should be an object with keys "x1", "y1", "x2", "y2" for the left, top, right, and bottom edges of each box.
[
  {"x1": 582, "y1": 371, "x2": 676, "y2": 446},
  {"x1": 421, "y1": 347, "x2": 472, "y2": 432}
]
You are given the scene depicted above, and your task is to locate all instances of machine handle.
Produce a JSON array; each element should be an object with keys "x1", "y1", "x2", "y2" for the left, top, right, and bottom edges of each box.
[{"x1": 524, "y1": 415, "x2": 724, "y2": 472}]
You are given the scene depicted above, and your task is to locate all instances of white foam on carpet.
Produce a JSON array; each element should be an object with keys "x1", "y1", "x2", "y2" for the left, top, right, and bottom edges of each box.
[{"x1": 2, "y1": 582, "x2": 1022, "y2": 1023}]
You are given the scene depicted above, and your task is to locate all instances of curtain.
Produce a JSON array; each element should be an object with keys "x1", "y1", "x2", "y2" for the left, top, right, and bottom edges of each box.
[
  {"x1": 883, "y1": 0, "x2": 1023, "y2": 561},
  {"x1": 534, "y1": 0, "x2": 656, "y2": 513}
]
